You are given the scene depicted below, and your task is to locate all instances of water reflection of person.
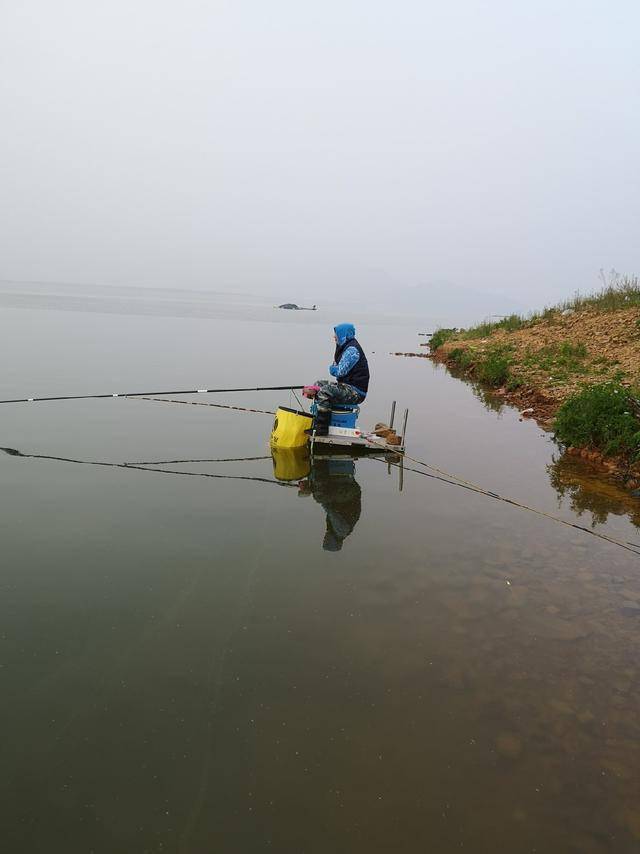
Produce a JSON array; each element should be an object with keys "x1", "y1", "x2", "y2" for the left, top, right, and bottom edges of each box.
[{"x1": 299, "y1": 457, "x2": 362, "y2": 551}]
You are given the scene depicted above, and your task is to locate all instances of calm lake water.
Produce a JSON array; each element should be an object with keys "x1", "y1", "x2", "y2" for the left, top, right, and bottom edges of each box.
[{"x1": 1, "y1": 285, "x2": 639, "y2": 853}]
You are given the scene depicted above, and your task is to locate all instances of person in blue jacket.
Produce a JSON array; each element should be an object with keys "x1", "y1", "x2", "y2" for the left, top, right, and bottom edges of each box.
[{"x1": 313, "y1": 323, "x2": 370, "y2": 436}]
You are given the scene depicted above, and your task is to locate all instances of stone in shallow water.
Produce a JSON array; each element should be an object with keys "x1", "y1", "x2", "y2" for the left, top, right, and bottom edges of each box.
[
  {"x1": 602, "y1": 756, "x2": 633, "y2": 781},
  {"x1": 531, "y1": 615, "x2": 591, "y2": 640},
  {"x1": 620, "y1": 604, "x2": 640, "y2": 617},
  {"x1": 577, "y1": 709, "x2": 595, "y2": 724},
  {"x1": 495, "y1": 732, "x2": 523, "y2": 759}
]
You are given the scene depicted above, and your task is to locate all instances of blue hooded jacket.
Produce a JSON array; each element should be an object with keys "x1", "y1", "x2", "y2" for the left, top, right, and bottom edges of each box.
[
  {"x1": 334, "y1": 323, "x2": 355, "y2": 347},
  {"x1": 329, "y1": 323, "x2": 369, "y2": 397}
]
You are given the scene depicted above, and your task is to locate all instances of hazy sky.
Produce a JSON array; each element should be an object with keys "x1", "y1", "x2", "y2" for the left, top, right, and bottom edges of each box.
[{"x1": 2, "y1": 1, "x2": 639, "y2": 310}]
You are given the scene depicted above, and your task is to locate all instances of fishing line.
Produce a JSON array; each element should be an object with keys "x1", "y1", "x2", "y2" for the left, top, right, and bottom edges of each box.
[
  {"x1": 0, "y1": 447, "x2": 295, "y2": 489},
  {"x1": 0, "y1": 384, "x2": 304, "y2": 406},
  {"x1": 134, "y1": 397, "x2": 275, "y2": 415},
  {"x1": 291, "y1": 388, "x2": 305, "y2": 410},
  {"x1": 364, "y1": 443, "x2": 640, "y2": 558},
  {"x1": 127, "y1": 455, "x2": 271, "y2": 466},
  {"x1": 133, "y1": 465, "x2": 296, "y2": 488}
]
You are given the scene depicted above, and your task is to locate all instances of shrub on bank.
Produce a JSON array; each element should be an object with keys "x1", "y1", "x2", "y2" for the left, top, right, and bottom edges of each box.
[
  {"x1": 476, "y1": 348, "x2": 513, "y2": 387},
  {"x1": 448, "y1": 347, "x2": 474, "y2": 370},
  {"x1": 430, "y1": 328, "x2": 457, "y2": 350},
  {"x1": 554, "y1": 383, "x2": 640, "y2": 459},
  {"x1": 446, "y1": 344, "x2": 514, "y2": 387},
  {"x1": 447, "y1": 347, "x2": 521, "y2": 390}
]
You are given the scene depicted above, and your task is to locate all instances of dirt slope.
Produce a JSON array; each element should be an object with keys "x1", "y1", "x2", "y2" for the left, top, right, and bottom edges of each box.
[{"x1": 435, "y1": 306, "x2": 640, "y2": 416}]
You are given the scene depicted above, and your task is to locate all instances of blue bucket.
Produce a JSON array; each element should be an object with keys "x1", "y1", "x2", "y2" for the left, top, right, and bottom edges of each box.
[
  {"x1": 330, "y1": 407, "x2": 359, "y2": 429},
  {"x1": 310, "y1": 401, "x2": 360, "y2": 430}
]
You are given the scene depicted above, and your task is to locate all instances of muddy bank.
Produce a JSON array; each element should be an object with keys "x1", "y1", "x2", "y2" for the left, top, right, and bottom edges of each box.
[
  {"x1": 424, "y1": 345, "x2": 640, "y2": 494},
  {"x1": 418, "y1": 295, "x2": 640, "y2": 492},
  {"x1": 429, "y1": 346, "x2": 559, "y2": 427}
]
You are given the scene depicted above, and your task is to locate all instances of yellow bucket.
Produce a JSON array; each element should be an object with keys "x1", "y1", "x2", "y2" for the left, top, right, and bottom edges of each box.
[
  {"x1": 270, "y1": 406, "x2": 313, "y2": 449},
  {"x1": 271, "y1": 446, "x2": 311, "y2": 481}
]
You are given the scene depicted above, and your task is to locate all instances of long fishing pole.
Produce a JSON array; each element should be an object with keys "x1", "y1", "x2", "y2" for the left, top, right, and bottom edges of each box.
[{"x1": 0, "y1": 384, "x2": 304, "y2": 405}]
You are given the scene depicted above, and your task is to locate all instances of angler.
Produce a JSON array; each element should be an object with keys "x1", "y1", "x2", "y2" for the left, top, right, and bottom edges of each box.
[
  {"x1": 311, "y1": 323, "x2": 370, "y2": 437},
  {"x1": 270, "y1": 323, "x2": 405, "y2": 453}
]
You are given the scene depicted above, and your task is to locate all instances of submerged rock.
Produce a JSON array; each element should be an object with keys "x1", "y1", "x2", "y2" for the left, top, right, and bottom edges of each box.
[
  {"x1": 495, "y1": 731, "x2": 523, "y2": 759},
  {"x1": 530, "y1": 615, "x2": 591, "y2": 641},
  {"x1": 620, "y1": 604, "x2": 640, "y2": 617}
]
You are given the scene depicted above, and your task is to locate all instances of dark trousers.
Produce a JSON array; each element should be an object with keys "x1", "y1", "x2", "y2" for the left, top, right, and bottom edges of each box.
[{"x1": 315, "y1": 380, "x2": 362, "y2": 413}]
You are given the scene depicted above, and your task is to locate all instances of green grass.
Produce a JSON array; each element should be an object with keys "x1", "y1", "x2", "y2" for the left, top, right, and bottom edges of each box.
[
  {"x1": 560, "y1": 341, "x2": 587, "y2": 358},
  {"x1": 460, "y1": 314, "x2": 530, "y2": 340},
  {"x1": 554, "y1": 383, "x2": 640, "y2": 459},
  {"x1": 506, "y1": 376, "x2": 524, "y2": 391},
  {"x1": 428, "y1": 275, "x2": 640, "y2": 351},
  {"x1": 437, "y1": 331, "x2": 610, "y2": 394},
  {"x1": 448, "y1": 347, "x2": 474, "y2": 370},
  {"x1": 522, "y1": 341, "x2": 590, "y2": 383},
  {"x1": 444, "y1": 344, "x2": 514, "y2": 387},
  {"x1": 429, "y1": 328, "x2": 457, "y2": 350},
  {"x1": 476, "y1": 348, "x2": 512, "y2": 387},
  {"x1": 558, "y1": 273, "x2": 640, "y2": 314}
]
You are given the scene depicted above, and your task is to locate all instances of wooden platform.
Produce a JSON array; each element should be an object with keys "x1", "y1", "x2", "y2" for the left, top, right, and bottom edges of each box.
[{"x1": 310, "y1": 432, "x2": 404, "y2": 453}]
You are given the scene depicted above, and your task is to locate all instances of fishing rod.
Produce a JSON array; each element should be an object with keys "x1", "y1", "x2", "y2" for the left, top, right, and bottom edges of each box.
[{"x1": 0, "y1": 384, "x2": 304, "y2": 406}]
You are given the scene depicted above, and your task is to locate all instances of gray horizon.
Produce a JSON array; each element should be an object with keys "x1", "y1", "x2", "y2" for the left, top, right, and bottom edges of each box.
[{"x1": 2, "y1": 0, "x2": 639, "y2": 314}]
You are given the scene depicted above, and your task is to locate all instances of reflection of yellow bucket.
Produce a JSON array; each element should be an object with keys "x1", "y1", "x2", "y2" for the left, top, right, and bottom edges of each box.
[
  {"x1": 271, "y1": 446, "x2": 311, "y2": 481},
  {"x1": 270, "y1": 406, "x2": 313, "y2": 449}
]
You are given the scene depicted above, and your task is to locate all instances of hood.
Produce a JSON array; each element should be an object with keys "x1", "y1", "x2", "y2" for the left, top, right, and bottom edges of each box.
[{"x1": 334, "y1": 323, "x2": 355, "y2": 346}]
